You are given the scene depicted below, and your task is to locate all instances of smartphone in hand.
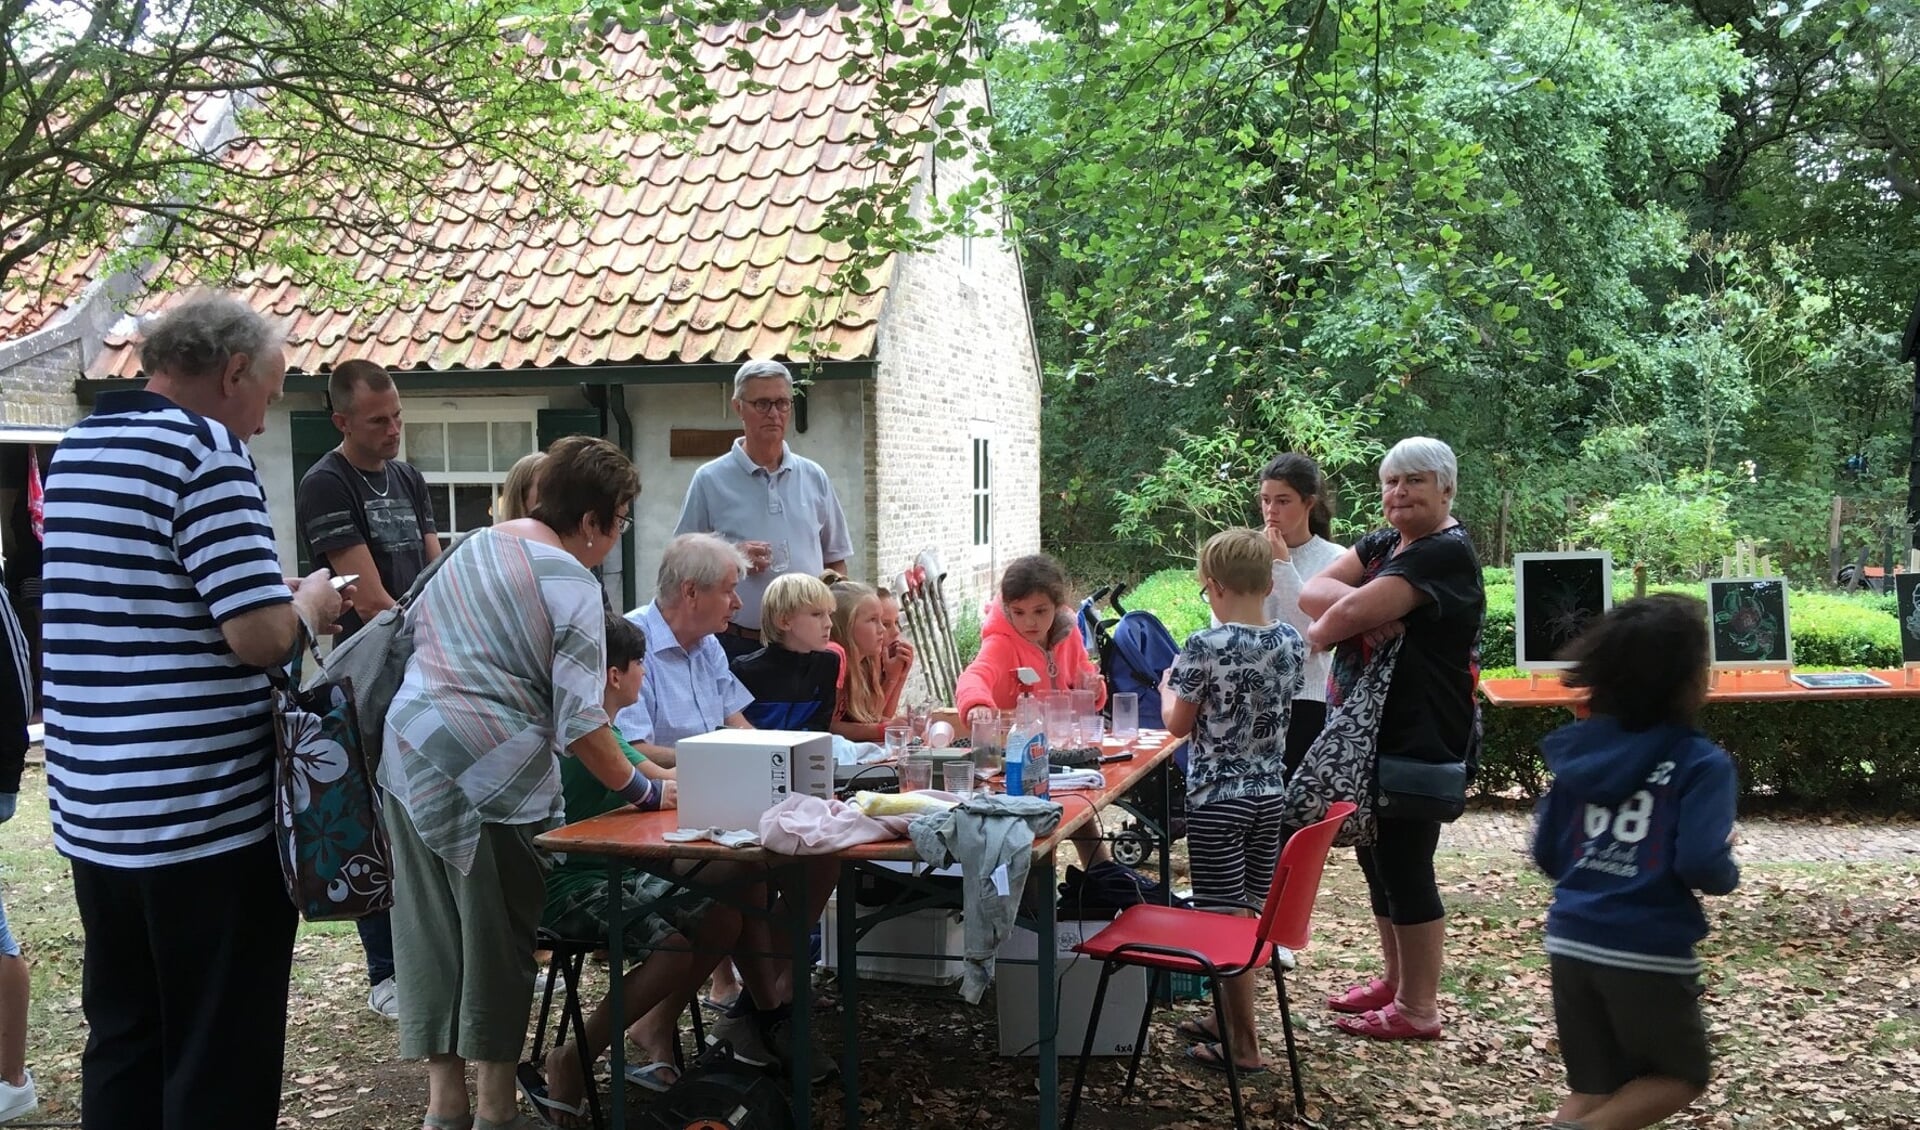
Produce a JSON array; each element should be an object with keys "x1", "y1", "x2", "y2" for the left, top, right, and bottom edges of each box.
[{"x1": 330, "y1": 573, "x2": 360, "y2": 591}]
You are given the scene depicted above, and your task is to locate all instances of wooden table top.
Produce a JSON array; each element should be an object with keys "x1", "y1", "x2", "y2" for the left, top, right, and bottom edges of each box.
[
  {"x1": 1480, "y1": 668, "x2": 1920, "y2": 707},
  {"x1": 534, "y1": 730, "x2": 1184, "y2": 863}
]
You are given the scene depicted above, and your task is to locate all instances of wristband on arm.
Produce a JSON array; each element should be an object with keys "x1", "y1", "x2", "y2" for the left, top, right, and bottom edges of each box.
[{"x1": 617, "y1": 768, "x2": 661, "y2": 811}]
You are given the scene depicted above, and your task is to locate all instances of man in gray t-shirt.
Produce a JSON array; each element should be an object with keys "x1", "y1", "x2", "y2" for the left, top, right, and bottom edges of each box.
[{"x1": 673, "y1": 360, "x2": 852, "y2": 658}]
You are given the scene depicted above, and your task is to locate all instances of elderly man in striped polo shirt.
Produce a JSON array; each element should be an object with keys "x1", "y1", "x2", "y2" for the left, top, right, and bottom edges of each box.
[{"x1": 40, "y1": 292, "x2": 342, "y2": 1130}]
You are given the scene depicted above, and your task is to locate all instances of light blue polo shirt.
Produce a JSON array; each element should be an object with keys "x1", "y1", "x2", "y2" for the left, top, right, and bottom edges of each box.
[
  {"x1": 673, "y1": 439, "x2": 853, "y2": 629},
  {"x1": 613, "y1": 603, "x2": 754, "y2": 747}
]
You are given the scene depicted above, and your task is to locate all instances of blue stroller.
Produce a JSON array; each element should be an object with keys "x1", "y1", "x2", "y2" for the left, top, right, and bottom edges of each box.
[{"x1": 1077, "y1": 583, "x2": 1188, "y2": 866}]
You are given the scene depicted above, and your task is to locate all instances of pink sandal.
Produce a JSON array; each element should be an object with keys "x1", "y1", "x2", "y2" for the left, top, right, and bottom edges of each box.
[
  {"x1": 1333, "y1": 1002, "x2": 1442, "y2": 1041},
  {"x1": 1325, "y1": 978, "x2": 1396, "y2": 1014}
]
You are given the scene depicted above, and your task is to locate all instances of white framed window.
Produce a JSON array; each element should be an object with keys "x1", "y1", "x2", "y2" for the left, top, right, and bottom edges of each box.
[
  {"x1": 970, "y1": 424, "x2": 992, "y2": 548},
  {"x1": 400, "y1": 397, "x2": 546, "y2": 536}
]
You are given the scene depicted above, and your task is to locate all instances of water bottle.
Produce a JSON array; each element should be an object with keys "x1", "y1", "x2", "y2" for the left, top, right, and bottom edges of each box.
[{"x1": 1005, "y1": 694, "x2": 1049, "y2": 799}]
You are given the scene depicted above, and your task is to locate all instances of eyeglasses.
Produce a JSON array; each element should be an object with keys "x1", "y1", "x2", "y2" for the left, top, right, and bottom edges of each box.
[
  {"x1": 743, "y1": 397, "x2": 794, "y2": 416},
  {"x1": 617, "y1": 512, "x2": 634, "y2": 533}
]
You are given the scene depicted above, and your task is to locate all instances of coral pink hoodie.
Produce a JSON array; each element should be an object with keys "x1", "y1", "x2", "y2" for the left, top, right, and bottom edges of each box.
[{"x1": 954, "y1": 601, "x2": 1107, "y2": 718}]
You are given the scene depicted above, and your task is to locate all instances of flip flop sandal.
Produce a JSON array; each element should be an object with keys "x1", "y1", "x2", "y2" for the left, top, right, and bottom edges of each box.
[
  {"x1": 1332, "y1": 1003, "x2": 1442, "y2": 1041},
  {"x1": 1175, "y1": 1015, "x2": 1220, "y2": 1042},
  {"x1": 1325, "y1": 977, "x2": 1396, "y2": 1014},
  {"x1": 1183, "y1": 1041, "x2": 1268, "y2": 1076},
  {"x1": 513, "y1": 1062, "x2": 590, "y2": 1128},
  {"x1": 623, "y1": 1060, "x2": 680, "y2": 1093}
]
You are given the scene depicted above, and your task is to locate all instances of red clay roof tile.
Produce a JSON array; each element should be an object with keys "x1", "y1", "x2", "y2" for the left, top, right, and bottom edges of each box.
[{"x1": 5, "y1": 4, "x2": 924, "y2": 375}]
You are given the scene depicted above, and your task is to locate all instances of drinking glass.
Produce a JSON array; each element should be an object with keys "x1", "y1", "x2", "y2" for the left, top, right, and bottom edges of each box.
[
  {"x1": 970, "y1": 715, "x2": 1008, "y2": 773},
  {"x1": 1041, "y1": 691, "x2": 1073, "y2": 748},
  {"x1": 1080, "y1": 713, "x2": 1105, "y2": 745},
  {"x1": 899, "y1": 758, "x2": 934, "y2": 793},
  {"x1": 884, "y1": 723, "x2": 912, "y2": 760},
  {"x1": 941, "y1": 760, "x2": 977, "y2": 795},
  {"x1": 1069, "y1": 689, "x2": 1097, "y2": 746},
  {"x1": 1111, "y1": 693, "x2": 1140, "y2": 741},
  {"x1": 908, "y1": 703, "x2": 932, "y2": 741}
]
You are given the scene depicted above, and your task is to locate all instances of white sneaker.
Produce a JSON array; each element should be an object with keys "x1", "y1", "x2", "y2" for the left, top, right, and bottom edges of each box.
[
  {"x1": 367, "y1": 976, "x2": 400, "y2": 1020},
  {"x1": 0, "y1": 1070, "x2": 38, "y2": 1123}
]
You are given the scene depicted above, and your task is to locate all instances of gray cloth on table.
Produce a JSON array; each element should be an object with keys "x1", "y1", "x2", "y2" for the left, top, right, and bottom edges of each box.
[{"x1": 908, "y1": 793, "x2": 1062, "y2": 1003}]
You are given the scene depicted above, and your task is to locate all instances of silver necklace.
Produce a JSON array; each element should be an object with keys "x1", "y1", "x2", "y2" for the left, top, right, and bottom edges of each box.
[{"x1": 342, "y1": 450, "x2": 390, "y2": 498}]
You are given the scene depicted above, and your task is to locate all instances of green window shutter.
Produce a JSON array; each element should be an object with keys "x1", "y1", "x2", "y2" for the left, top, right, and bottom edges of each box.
[
  {"x1": 289, "y1": 411, "x2": 338, "y2": 573},
  {"x1": 538, "y1": 408, "x2": 604, "y2": 452}
]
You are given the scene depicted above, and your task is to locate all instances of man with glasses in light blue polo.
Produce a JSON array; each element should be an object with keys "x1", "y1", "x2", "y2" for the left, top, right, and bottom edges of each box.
[{"x1": 674, "y1": 360, "x2": 853, "y2": 660}]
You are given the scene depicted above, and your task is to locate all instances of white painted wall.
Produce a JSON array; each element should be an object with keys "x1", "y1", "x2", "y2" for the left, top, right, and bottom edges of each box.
[{"x1": 624, "y1": 378, "x2": 869, "y2": 611}]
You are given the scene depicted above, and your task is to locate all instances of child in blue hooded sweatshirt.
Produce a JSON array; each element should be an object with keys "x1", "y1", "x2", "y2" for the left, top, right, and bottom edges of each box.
[{"x1": 1531, "y1": 594, "x2": 1740, "y2": 1130}]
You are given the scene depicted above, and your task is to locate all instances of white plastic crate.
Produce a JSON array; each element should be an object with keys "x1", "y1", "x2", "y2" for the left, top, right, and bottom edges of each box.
[{"x1": 819, "y1": 894, "x2": 965, "y2": 986}]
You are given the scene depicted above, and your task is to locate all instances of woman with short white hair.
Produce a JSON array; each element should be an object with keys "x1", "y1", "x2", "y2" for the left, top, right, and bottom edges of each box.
[{"x1": 1299, "y1": 436, "x2": 1485, "y2": 1041}]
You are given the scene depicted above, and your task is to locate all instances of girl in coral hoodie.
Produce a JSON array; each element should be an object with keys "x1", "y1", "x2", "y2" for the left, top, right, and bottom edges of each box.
[
  {"x1": 956, "y1": 554, "x2": 1107, "y2": 717},
  {"x1": 956, "y1": 554, "x2": 1111, "y2": 867}
]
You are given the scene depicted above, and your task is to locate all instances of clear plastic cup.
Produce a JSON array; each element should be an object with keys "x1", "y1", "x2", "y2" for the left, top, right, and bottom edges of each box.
[
  {"x1": 1041, "y1": 691, "x2": 1073, "y2": 747},
  {"x1": 1111, "y1": 693, "x2": 1140, "y2": 741},
  {"x1": 941, "y1": 759, "x2": 976, "y2": 794},
  {"x1": 970, "y1": 715, "x2": 1008, "y2": 772},
  {"x1": 899, "y1": 757, "x2": 934, "y2": 793},
  {"x1": 884, "y1": 723, "x2": 912, "y2": 760},
  {"x1": 1080, "y1": 713, "x2": 1105, "y2": 745}
]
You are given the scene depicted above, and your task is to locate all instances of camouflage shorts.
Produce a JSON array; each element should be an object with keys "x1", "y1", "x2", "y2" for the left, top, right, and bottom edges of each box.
[{"x1": 544, "y1": 867, "x2": 715, "y2": 955}]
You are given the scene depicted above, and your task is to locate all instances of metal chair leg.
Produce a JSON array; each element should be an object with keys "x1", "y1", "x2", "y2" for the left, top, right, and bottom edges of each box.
[
  {"x1": 531, "y1": 947, "x2": 563, "y2": 1062},
  {"x1": 556, "y1": 948, "x2": 605, "y2": 1130},
  {"x1": 1211, "y1": 979, "x2": 1246, "y2": 1130},
  {"x1": 1063, "y1": 961, "x2": 1117, "y2": 1130},
  {"x1": 1275, "y1": 963, "x2": 1305, "y2": 1116},
  {"x1": 1122, "y1": 968, "x2": 1163, "y2": 1099}
]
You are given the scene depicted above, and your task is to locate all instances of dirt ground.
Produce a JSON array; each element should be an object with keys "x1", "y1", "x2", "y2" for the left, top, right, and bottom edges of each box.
[{"x1": 5, "y1": 766, "x2": 1917, "y2": 1129}]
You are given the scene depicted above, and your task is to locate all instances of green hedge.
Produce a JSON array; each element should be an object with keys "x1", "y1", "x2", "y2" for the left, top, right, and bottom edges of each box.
[
  {"x1": 1125, "y1": 566, "x2": 1920, "y2": 810},
  {"x1": 1133, "y1": 567, "x2": 1906, "y2": 669},
  {"x1": 1481, "y1": 699, "x2": 1920, "y2": 811}
]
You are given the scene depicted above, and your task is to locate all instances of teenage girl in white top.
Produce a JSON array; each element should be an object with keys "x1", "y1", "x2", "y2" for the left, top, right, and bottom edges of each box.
[{"x1": 1257, "y1": 453, "x2": 1347, "y2": 774}]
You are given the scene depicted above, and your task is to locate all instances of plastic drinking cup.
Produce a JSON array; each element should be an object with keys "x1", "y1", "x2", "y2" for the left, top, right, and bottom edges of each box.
[
  {"x1": 884, "y1": 723, "x2": 912, "y2": 759},
  {"x1": 899, "y1": 758, "x2": 934, "y2": 793},
  {"x1": 941, "y1": 759, "x2": 976, "y2": 794},
  {"x1": 1112, "y1": 693, "x2": 1140, "y2": 741}
]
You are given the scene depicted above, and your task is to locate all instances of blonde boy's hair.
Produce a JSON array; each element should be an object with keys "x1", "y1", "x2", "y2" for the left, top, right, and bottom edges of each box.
[
  {"x1": 1199, "y1": 528, "x2": 1274, "y2": 596},
  {"x1": 760, "y1": 573, "x2": 834, "y2": 646}
]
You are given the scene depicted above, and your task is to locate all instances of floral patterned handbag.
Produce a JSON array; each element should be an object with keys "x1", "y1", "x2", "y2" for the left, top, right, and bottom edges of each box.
[
  {"x1": 269, "y1": 633, "x2": 394, "y2": 921},
  {"x1": 1278, "y1": 636, "x2": 1402, "y2": 848}
]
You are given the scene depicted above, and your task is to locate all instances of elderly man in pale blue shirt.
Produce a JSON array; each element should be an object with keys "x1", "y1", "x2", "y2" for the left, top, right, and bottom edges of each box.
[
  {"x1": 616, "y1": 534, "x2": 755, "y2": 767},
  {"x1": 675, "y1": 360, "x2": 853, "y2": 659}
]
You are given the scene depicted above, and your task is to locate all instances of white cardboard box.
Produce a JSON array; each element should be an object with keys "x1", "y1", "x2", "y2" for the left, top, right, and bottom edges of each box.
[
  {"x1": 674, "y1": 729, "x2": 833, "y2": 832},
  {"x1": 819, "y1": 893, "x2": 965, "y2": 986},
  {"x1": 996, "y1": 919, "x2": 1151, "y2": 1056}
]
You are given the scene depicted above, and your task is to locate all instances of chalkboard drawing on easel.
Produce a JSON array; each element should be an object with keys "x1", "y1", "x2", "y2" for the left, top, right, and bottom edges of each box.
[
  {"x1": 1896, "y1": 573, "x2": 1920, "y2": 664},
  {"x1": 1707, "y1": 577, "x2": 1791, "y2": 669},
  {"x1": 1514, "y1": 552, "x2": 1613, "y2": 670}
]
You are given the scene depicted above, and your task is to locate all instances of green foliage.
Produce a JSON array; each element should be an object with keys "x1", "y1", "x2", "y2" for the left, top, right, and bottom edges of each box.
[
  {"x1": 953, "y1": 604, "x2": 984, "y2": 669},
  {"x1": 1479, "y1": 700, "x2": 1920, "y2": 810},
  {"x1": 1119, "y1": 570, "x2": 1211, "y2": 643},
  {"x1": 1578, "y1": 472, "x2": 1738, "y2": 582}
]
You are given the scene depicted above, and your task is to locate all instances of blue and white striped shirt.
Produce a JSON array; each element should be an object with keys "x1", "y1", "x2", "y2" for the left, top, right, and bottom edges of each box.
[
  {"x1": 614, "y1": 602, "x2": 753, "y2": 749},
  {"x1": 42, "y1": 390, "x2": 293, "y2": 867}
]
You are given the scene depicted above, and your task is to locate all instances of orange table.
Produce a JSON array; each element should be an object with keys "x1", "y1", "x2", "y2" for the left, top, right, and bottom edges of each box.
[
  {"x1": 535, "y1": 731, "x2": 1185, "y2": 1130},
  {"x1": 1481, "y1": 668, "x2": 1920, "y2": 708}
]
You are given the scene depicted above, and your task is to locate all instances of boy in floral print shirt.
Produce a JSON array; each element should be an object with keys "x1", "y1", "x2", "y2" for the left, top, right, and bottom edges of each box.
[{"x1": 1159, "y1": 527, "x2": 1306, "y2": 1075}]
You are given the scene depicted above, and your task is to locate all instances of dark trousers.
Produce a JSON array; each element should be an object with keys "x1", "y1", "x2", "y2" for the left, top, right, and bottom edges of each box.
[
  {"x1": 71, "y1": 835, "x2": 299, "y2": 1130},
  {"x1": 358, "y1": 910, "x2": 396, "y2": 985}
]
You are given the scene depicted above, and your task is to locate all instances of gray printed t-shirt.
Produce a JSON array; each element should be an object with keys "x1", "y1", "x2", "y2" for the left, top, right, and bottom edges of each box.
[
  {"x1": 297, "y1": 450, "x2": 436, "y2": 639},
  {"x1": 672, "y1": 439, "x2": 852, "y2": 629}
]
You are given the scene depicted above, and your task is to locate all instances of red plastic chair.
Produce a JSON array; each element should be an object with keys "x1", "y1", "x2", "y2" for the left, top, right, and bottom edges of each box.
[{"x1": 1062, "y1": 800, "x2": 1356, "y2": 1130}]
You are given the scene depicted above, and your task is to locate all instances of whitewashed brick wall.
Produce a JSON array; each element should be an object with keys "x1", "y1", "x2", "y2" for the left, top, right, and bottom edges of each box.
[
  {"x1": 869, "y1": 120, "x2": 1044, "y2": 627},
  {"x1": 0, "y1": 337, "x2": 85, "y2": 428}
]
